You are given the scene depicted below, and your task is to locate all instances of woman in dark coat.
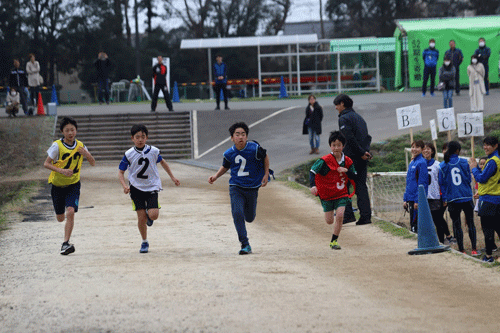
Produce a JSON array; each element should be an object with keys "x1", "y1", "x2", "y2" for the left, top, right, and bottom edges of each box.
[{"x1": 303, "y1": 95, "x2": 323, "y2": 154}]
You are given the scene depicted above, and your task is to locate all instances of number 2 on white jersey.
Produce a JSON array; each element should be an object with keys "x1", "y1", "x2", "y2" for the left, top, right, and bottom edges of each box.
[{"x1": 235, "y1": 155, "x2": 250, "y2": 176}]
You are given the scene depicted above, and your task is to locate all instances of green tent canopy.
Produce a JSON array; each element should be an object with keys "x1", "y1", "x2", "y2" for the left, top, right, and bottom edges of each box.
[{"x1": 394, "y1": 16, "x2": 500, "y2": 88}]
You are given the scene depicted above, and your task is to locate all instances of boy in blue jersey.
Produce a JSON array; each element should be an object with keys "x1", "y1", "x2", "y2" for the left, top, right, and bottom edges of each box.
[
  {"x1": 208, "y1": 122, "x2": 270, "y2": 255},
  {"x1": 422, "y1": 38, "x2": 439, "y2": 97},
  {"x1": 118, "y1": 124, "x2": 181, "y2": 253}
]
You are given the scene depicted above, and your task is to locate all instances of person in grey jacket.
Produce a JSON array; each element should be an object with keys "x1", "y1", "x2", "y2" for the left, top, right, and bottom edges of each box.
[
  {"x1": 334, "y1": 94, "x2": 372, "y2": 225},
  {"x1": 302, "y1": 95, "x2": 323, "y2": 154}
]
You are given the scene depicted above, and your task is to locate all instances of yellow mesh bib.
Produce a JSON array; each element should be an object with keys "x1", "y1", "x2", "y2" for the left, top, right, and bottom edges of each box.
[{"x1": 48, "y1": 139, "x2": 84, "y2": 187}]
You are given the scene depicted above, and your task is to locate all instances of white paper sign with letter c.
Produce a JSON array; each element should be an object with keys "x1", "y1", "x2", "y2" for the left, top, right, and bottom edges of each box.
[
  {"x1": 436, "y1": 107, "x2": 456, "y2": 132},
  {"x1": 396, "y1": 104, "x2": 422, "y2": 130},
  {"x1": 457, "y1": 112, "x2": 484, "y2": 138},
  {"x1": 430, "y1": 119, "x2": 438, "y2": 141}
]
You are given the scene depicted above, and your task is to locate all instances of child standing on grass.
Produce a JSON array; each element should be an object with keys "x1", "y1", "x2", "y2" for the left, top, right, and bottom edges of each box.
[
  {"x1": 309, "y1": 131, "x2": 356, "y2": 250},
  {"x1": 43, "y1": 117, "x2": 95, "y2": 255},
  {"x1": 439, "y1": 141, "x2": 478, "y2": 256},
  {"x1": 208, "y1": 122, "x2": 270, "y2": 255},
  {"x1": 470, "y1": 136, "x2": 500, "y2": 263},
  {"x1": 403, "y1": 140, "x2": 429, "y2": 234},
  {"x1": 118, "y1": 124, "x2": 180, "y2": 253}
]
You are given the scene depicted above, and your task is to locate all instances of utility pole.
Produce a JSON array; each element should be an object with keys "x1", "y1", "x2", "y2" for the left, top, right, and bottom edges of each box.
[{"x1": 134, "y1": 0, "x2": 141, "y2": 76}]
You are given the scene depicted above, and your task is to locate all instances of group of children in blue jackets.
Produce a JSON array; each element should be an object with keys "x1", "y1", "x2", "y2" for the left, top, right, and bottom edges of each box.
[{"x1": 404, "y1": 136, "x2": 500, "y2": 262}]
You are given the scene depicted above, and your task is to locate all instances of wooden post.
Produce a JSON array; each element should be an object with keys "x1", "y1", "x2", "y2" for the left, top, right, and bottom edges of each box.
[
  {"x1": 410, "y1": 128, "x2": 414, "y2": 144},
  {"x1": 447, "y1": 130, "x2": 451, "y2": 142},
  {"x1": 471, "y1": 136, "x2": 475, "y2": 159},
  {"x1": 433, "y1": 140, "x2": 438, "y2": 161}
]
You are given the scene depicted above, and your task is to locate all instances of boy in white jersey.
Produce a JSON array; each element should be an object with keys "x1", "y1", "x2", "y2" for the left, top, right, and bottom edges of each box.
[
  {"x1": 118, "y1": 124, "x2": 180, "y2": 253},
  {"x1": 43, "y1": 117, "x2": 95, "y2": 255}
]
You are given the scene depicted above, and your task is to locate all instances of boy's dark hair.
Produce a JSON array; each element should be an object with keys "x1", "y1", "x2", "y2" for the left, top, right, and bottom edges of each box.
[
  {"x1": 229, "y1": 122, "x2": 249, "y2": 136},
  {"x1": 483, "y1": 136, "x2": 499, "y2": 147},
  {"x1": 444, "y1": 141, "x2": 461, "y2": 163},
  {"x1": 479, "y1": 156, "x2": 488, "y2": 162},
  {"x1": 412, "y1": 140, "x2": 425, "y2": 149},
  {"x1": 131, "y1": 124, "x2": 148, "y2": 136},
  {"x1": 215, "y1": 54, "x2": 223, "y2": 58},
  {"x1": 444, "y1": 55, "x2": 451, "y2": 61},
  {"x1": 60, "y1": 117, "x2": 78, "y2": 131},
  {"x1": 333, "y1": 94, "x2": 353, "y2": 108},
  {"x1": 429, "y1": 38, "x2": 436, "y2": 43},
  {"x1": 328, "y1": 131, "x2": 346, "y2": 146},
  {"x1": 424, "y1": 142, "x2": 436, "y2": 158}
]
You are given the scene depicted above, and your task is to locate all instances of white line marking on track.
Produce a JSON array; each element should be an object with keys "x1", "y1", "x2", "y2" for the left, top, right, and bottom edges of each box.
[{"x1": 196, "y1": 105, "x2": 300, "y2": 159}]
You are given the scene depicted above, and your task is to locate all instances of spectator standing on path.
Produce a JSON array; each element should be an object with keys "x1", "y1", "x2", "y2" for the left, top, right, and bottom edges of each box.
[
  {"x1": 302, "y1": 95, "x2": 323, "y2": 155},
  {"x1": 26, "y1": 53, "x2": 42, "y2": 107},
  {"x1": 422, "y1": 39, "x2": 439, "y2": 97},
  {"x1": 334, "y1": 94, "x2": 372, "y2": 225},
  {"x1": 150, "y1": 56, "x2": 173, "y2": 112},
  {"x1": 439, "y1": 55, "x2": 455, "y2": 108},
  {"x1": 213, "y1": 54, "x2": 229, "y2": 110},
  {"x1": 94, "y1": 52, "x2": 112, "y2": 105},
  {"x1": 444, "y1": 40, "x2": 463, "y2": 95},
  {"x1": 467, "y1": 55, "x2": 485, "y2": 112},
  {"x1": 9, "y1": 58, "x2": 29, "y2": 115},
  {"x1": 474, "y1": 37, "x2": 491, "y2": 95}
]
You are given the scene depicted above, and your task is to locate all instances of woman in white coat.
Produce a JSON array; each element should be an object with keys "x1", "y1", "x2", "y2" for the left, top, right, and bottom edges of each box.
[
  {"x1": 467, "y1": 55, "x2": 485, "y2": 112},
  {"x1": 26, "y1": 53, "x2": 42, "y2": 106}
]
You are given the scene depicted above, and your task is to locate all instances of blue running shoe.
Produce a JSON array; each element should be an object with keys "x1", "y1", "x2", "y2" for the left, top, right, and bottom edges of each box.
[
  {"x1": 482, "y1": 255, "x2": 494, "y2": 263},
  {"x1": 430, "y1": 92, "x2": 435, "y2": 97},
  {"x1": 239, "y1": 244, "x2": 252, "y2": 255},
  {"x1": 140, "y1": 241, "x2": 149, "y2": 253}
]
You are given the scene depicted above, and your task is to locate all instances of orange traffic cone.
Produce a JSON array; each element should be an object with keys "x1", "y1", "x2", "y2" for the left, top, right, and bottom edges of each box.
[{"x1": 37, "y1": 92, "x2": 45, "y2": 115}]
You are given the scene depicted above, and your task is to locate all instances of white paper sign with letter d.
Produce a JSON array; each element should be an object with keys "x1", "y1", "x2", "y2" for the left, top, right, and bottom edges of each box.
[
  {"x1": 430, "y1": 119, "x2": 438, "y2": 140},
  {"x1": 436, "y1": 107, "x2": 456, "y2": 132},
  {"x1": 396, "y1": 104, "x2": 422, "y2": 130},
  {"x1": 457, "y1": 112, "x2": 484, "y2": 138}
]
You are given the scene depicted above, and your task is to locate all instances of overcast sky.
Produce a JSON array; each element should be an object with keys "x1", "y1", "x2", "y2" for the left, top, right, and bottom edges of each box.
[{"x1": 136, "y1": 0, "x2": 322, "y2": 32}]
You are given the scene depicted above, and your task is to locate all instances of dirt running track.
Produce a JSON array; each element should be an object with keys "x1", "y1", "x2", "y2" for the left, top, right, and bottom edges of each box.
[{"x1": 1, "y1": 163, "x2": 500, "y2": 332}]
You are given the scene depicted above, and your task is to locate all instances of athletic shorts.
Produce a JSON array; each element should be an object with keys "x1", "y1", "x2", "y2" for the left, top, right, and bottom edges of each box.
[
  {"x1": 129, "y1": 185, "x2": 159, "y2": 211},
  {"x1": 51, "y1": 181, "x2": 81, "y2": 215},
  {"x1": 320, "y1": 196, "x2": 350, "y2": 213}
]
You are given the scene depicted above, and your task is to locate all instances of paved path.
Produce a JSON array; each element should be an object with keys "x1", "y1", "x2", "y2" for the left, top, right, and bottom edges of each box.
[{"x1": 5, "y1": 90, "x2": 499, "y2": 172}]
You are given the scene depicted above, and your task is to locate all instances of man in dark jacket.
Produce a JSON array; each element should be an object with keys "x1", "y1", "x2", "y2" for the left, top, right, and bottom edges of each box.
[
  {"x1": 151, "y1": 56, "x2": 173, "y2": 112},
  {"x1": 334, "y1": 94, "x2": 372, "y2": 225},
  {"x1": 213, "y1": 55, "x2": 229, "y2": 110},
  {"x1": 444, "y1": 40, "x2": 463, "y2": 95},
  {"x1": 474, "y1": 37, "x2": 491, "y2": 95},
  {"x1": 9, "y1": 59, "x2": 29, "y2": 115},
  {"x1": 94, "y1": 52, "x2": 112, "y2": 104},
  {"x1": 422, "y1": 38, "x2": 439, "y2": 97}
]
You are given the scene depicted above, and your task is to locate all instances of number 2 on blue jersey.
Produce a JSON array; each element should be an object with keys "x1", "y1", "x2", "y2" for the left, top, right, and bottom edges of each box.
[{"x1": 235, "y1": 155, "x2": 249, "y2": 177}]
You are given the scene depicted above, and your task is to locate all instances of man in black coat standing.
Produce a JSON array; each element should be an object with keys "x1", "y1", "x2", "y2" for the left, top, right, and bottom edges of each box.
[
  {"x1": 94, "y1": 52, "x2": 112, "y2": 105},
  {"x1": 334, "y1": 94, "x2": 372, "y2": 225},
  {"x1": 151, "y1": 56, "x2": 173, "y2": 112}
]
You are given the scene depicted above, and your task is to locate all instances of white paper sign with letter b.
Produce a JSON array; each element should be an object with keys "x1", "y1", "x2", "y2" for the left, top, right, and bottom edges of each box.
[
  {"x1": 457, "y1": 112, "x2": 484, "y2": 138},
  {"x1": 396, "y1": 104, "x2": 422, "y2": 130},
  {"x1": 430, "y1": 119, "x2": 438, "y2": 140},
  {"x1": 436, "y1": 107, "x2": 456, "y2": 132}
]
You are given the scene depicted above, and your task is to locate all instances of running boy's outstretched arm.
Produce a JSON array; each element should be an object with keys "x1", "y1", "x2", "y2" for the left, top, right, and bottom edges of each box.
[
  {"x1": 208, "y1": 166, "x2": 229, "y2": 184},
  {"x1": 118, "y1": 169, "x2": 130, "y2": 194},
  {"x1": 261, "y1": 155, "x2": 270, "y2": 187},
  {"x1": 43, "y1": 157, "x2": 74, "y2": 177},
  {"x1": 159, "y1": 159, "x2": 180, "y2": 186}
]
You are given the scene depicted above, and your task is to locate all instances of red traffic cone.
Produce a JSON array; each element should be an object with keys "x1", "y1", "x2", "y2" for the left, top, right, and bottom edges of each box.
[{"x1": 37, "y1": 92, "x2": 45, "y2": 115}]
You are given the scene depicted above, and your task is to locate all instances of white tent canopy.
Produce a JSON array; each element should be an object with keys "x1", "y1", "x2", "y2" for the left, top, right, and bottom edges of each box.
[{"x1": 180, "y1": 34, "x2": 319, "y2": 98}]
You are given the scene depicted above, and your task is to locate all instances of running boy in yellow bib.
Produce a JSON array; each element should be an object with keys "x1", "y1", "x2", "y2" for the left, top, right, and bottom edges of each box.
[{"x1": 43, "y1": 117, "x2": 95, "y2": 255}]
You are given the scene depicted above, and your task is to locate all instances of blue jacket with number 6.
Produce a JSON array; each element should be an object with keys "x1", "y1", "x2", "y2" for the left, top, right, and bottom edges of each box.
[{"x1": 438, "y1": 154, "x2": 473, "y2": 203}]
